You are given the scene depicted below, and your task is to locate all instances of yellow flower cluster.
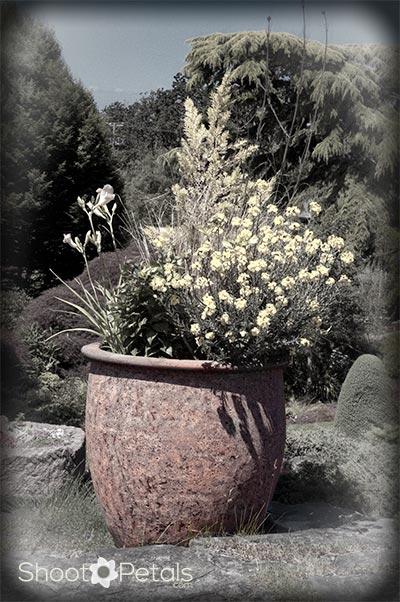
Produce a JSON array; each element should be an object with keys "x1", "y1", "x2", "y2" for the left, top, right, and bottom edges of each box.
[
  {"x1": 256, "y1": 304, "x2": 277, "y2": 330},
  {"x1": 142, "y1": 80, "x2": 358, "y2": 363}
]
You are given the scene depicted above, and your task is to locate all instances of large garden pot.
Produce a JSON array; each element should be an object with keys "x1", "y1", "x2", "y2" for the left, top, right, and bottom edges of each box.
[{"x1": 82, "y1": 342, "x2": 286, "y2": 547}]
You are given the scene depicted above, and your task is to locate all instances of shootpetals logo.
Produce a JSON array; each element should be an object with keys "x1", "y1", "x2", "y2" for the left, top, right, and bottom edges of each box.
[
  {"x1": 18, "y1": 559, "x2": 193, "y2": 589},
  {"x1": 89, "y1": 557, "x2": 118, "y2": 588}
]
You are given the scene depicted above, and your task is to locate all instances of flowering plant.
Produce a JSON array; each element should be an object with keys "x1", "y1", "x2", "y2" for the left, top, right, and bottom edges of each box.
[
  {"x1": 55, "y1": 77, "x2": 355, "y2": 367},
  {"x1": 138, "y1": 77, "x2": 355, "y2": 366}
]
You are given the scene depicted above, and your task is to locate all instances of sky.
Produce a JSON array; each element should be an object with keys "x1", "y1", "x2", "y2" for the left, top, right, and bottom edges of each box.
[{"x1": 27, "y1": 1, "x2": 399, "y2": 109}]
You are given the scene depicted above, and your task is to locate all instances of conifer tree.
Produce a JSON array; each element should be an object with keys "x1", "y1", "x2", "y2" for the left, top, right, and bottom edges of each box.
[{"x1": 1, "y1": 8, "x2": 122, "y2": 291}]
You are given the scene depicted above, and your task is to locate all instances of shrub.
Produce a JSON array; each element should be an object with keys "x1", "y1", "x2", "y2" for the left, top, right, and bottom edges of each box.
[
  {"x1": 26, "y1": 373, "x2": 87, "y2": 427},
  {"x1": 1, "y1": 287, "x2": 32, "y2": 330},
  {"x1": 106, "y1": 263, "x2": 190, "y2": 358},
  {"x1": 334, "y1": 354, "x2": 397, "y2": 438},
  {"x1": 381, "y1": 331, "x2": 399, "y2": 379},
  {"x1": 129, "y1": 80, "x2": 359, "y2": 368},
  {"x1": 275, "y1": 423, "x2": 398, "y2": 517},
  {"x1": 357, "y1": 263, "x2": 390, "y2": 341},
  {"x1": 20, "y1": 323, "x2": 60, "y2": 377},
  {"x1": 285, "y1": 284, "x2": 367, "y2": 401},
  {"x1": 50, "y1": 78, "x2": 360, "y2": 372}
]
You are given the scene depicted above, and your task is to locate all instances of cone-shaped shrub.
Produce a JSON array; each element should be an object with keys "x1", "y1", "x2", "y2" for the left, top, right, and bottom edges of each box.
[{"x1": 334, "y1": 354, "x2": 397, "y2": 438}]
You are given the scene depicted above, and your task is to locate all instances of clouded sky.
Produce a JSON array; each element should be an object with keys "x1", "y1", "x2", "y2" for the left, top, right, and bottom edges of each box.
[{"x1": 28, "y1": 1, "x2": 398, "y2": 108}]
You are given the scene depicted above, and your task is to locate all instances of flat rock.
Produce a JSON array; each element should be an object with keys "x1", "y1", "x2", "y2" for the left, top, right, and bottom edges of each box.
[
  {"x1": 2, "y1": 513, "x2": 397, "y2": 602},
  {"x1": 1, "y1": 419, "x2": 85, "y2": 500}
]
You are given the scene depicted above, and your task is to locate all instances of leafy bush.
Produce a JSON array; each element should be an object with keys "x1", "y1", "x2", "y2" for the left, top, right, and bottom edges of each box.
[
  {"x1": 48, "y1": 78, "x2": 365, "y2": 398},
  {"x1": 140, "y1": 81, "x2": 358, "y2": 367},
  {"x1": 285, "y1": 283, "x2": 368, "y2": 401},
  {"x1": 1, "y1": 287, "x2": 32, "y2": 330},
  {"x1": 334, "y1": 354, "x2": 397, "y2": 438},
  {"x1": 121, "y1": 149, "x2": 178, "y2": 223},
  {"x1": 275, "y1": 423, "x2": 398, "y2": 517},
  {"x1": 381, "y1": 331, "x2": 399, "y2": 379},
  {"x1": 357, "y1": 263, "x2": 390, "y2": 341},
  {"x1": 20, "y1": 323, "x2": 60, "y2": 377},
  {"x1": 107, "y1": 263, "x2": 190, "y2": 358},
  {"x1": 26, "y1": 373, "x2": 87, "y2": 427}
]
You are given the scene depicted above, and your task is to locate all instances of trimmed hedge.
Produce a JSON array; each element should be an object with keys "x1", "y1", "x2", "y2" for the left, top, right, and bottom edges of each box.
[{"x1": 334, "y1": 354, "x2": 397, "y2": 438}]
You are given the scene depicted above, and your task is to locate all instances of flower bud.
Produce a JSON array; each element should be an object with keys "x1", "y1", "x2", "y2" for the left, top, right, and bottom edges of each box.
[{"x1": 63, "y1": 233, "x2": 77, "y2": 249}]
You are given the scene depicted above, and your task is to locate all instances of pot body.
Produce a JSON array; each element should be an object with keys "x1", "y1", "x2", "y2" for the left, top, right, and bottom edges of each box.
[{"x1": 83, "y1": 344, "x2": 286, "y2": 547}]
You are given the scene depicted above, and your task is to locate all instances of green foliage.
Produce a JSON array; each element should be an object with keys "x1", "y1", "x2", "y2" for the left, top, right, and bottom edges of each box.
[
  {"x1": 0, "y1": 287, "x2": 32, "y2": 330},
  {"x1": 49, "y1": 81, "x2": 365, "y2": 376},
  {"x1": 104, "y1": 74, "x2": 188, "y2": 166},
  {"x1": 184, "y1": 32, "x2": 398, "y2": 262},
  {"x1": 21, "y1": 323, "x2": 60, "y2": 378},
  {"x1": 285, "y1": 281, "x2": 368, "y2": 401},
  {"x1": 276, "y1": 423, "x2": 398, "y2": 517},
  {"x1": 334, "y1": 354, "x2": 397, "y2": 438},
  {"x1": 26, "y1": 373, "x2": 87, "y2": 427},
  {"x1": 103, "y1": 75, "x2": 186, "y2": 221},
  {"x1": 141, "y1": 82, "x2": 361, "y2": 369},
  {"x1": 19, "y1": 243, "x2": 141, "y2": 375},
  {"x1": 381, "y1": 332, "x2": 399, "y2": 380},
  {"x1": 357, "y1": 262, "x2": 390, "y2": 341},
  {"x1": 106, "y1": 263, "x2": 190, "y2": 358},
  {"x1": 120, "y1": 150, "x2": 179, "y2": 223},
  {"x1": 103, "y1": 74, "x2": 208, "y2": 221},
  {"x1": 1, "y1": 8, "x2": 122, "y2": 291}
]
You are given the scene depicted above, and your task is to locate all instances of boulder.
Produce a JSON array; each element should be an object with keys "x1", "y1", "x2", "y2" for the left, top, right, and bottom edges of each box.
[{"x1": 1, "y1": 418, "x2": 85, "y2": 500}]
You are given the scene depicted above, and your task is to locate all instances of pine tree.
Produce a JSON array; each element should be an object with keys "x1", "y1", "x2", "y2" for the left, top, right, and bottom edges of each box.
[{"x1": 1, "y1": 8, "x2": 122, "y2": 291}]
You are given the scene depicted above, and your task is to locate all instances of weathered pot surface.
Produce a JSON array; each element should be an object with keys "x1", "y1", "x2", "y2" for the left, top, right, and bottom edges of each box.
[{"x1": 82, "y1": 342, "x2": 286, "y2": 547}]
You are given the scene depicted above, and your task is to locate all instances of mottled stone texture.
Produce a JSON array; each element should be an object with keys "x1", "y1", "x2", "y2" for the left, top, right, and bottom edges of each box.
[
  {"x1": 83, "y1": 345, "x2": 285, "y2": 547},
  {"x1": 1, "y1": 420, "x2": 85, "y2": 500}
]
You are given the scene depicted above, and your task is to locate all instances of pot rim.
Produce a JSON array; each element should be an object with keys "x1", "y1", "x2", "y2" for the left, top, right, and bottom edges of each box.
[{"x1": 81, "y1": 342, "x2": 287, "y2": 373}]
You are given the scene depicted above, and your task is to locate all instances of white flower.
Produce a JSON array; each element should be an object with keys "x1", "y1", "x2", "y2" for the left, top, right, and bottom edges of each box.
[
  {"x1": 234, "y1": 298, "x2": 247, "y2": 310},
  {"x1": 95, "y1": 184, "x2": 115, "y2": 207},
  {"x1": 150, "y1": 276, "x2": 167, "y2": 292},
  {"x1": 340, "y1": 251, "x2": 354, "y2": 265},
  {"x1": 89, "y1": 557, "x2": 118, "y2": 589},
  {"x1": 63, "y1": 233, "x2": 77, "y2": 249},
  {"x1": 190, "y1": 323, "x2": 201, "y2": 336},
  {"x1": 309, "y1": 201, "x2": 322, "y2": 215}
]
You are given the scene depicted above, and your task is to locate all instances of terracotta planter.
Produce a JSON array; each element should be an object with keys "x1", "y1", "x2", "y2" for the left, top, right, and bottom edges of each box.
[{"x1": 82, "y1": 342, "x2": 286, "y2": 547}]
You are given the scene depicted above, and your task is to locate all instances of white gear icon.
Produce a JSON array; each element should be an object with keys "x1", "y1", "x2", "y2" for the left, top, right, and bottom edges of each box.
[{"x1": 89, "y1": 557, "x2": 118, "y2": 588}]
